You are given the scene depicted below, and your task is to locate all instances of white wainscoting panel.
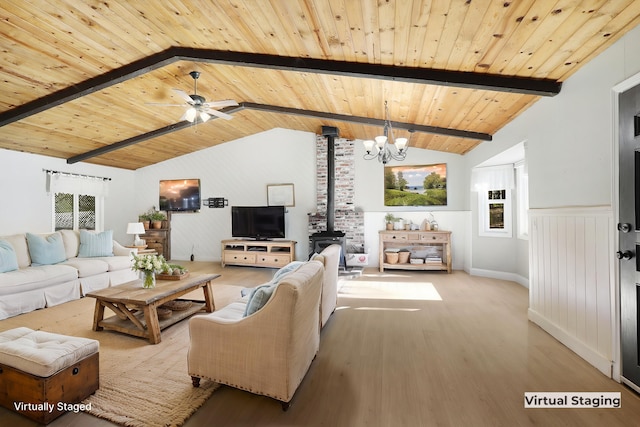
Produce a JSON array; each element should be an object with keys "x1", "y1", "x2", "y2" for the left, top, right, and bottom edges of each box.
[{"x1": 529, "y1": 206, "x2": 614, "y2": 376}]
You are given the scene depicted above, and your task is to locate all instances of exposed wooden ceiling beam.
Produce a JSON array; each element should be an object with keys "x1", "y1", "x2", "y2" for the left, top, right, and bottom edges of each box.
[
  {"x1": 176, "y1": 47, "x2": 561, "y2": 96},
  {"x1": 242, "y1": 102, "x2": 492, "y2": 141},
  {"x1": 67, "y1": 103, "x2": 490, "y2": 164},
  {"x1": 2, "y1": 48, "x2": 561, "y2": 128}
]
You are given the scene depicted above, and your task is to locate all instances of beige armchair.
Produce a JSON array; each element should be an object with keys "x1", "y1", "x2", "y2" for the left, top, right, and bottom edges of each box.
[{"x1": 188, "y1": 261, "x2": 324, "y2": 410}]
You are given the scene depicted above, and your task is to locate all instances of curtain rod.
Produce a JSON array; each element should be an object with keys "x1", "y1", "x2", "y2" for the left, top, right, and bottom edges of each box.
[{"x1": 43, "y1": 169, "x2": 112, "y2": 181}]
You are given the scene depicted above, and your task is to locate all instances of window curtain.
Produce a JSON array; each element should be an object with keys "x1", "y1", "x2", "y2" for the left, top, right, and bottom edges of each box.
[
  {"x1": 46, "y1": 172, "x2": 109, "y2": 197},
  {"x1": 470, "y1": 164, "x2": 514, "y2": 192}
]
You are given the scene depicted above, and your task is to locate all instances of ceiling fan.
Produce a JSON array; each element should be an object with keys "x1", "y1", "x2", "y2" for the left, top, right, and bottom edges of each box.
[{"x1": 153, "y1": 71, "x2": 238, "y2": 123}]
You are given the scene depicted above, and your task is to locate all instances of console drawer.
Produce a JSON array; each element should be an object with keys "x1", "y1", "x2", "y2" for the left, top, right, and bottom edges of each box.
[
  {"x1": 420, "y1": 233, "x2": 449, "y2": 243},
  {"x1": 224, "y1": 252, "x2": 257, "y2": 264},
  {"x1": 382, "y1": 233, "x2": 409, "y2": 242},
  {"x1": 256, "y1": 254, "x2": 291, "y2": 268}
]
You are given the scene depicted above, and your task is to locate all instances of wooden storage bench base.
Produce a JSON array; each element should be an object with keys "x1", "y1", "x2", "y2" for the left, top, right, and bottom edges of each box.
[{"x1": 0, "y1": 351, "x2": 99, "y2": 424}]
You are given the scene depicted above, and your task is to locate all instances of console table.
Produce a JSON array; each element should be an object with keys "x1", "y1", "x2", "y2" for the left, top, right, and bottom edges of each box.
[
  {"x1": 221, "y1": 239, "x2": 296, "y2": 268},
  {"x1": 379, "y1": 230, "x2": 451, "y2": 273}
]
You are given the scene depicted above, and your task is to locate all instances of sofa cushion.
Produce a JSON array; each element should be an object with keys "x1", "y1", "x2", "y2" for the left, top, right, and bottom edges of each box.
[
  {"x1": 78, "y1": 230, "x2": 114, "y2": 258},
  {"x1": 0, "y1": 240, "x2": 19, "y2": 273},
  {"x1": 26, "y1": 232, "x2": 66, "y2": 265},
  {"x1": 244, "y1": 282, "x2": 278, "y2": 317},
  {"x1": 59, "y1": 229, "x2": 80, "y2": 259},
  {"x1": 93, "y1": 256, "x2": 132, "y2": 272},
  {"x1": 0, "y1": 234, "x2": 30, "y2": 268},
  {"x1": 62, "y1": 258, "x2": 109, "y2": 278},
  {"x1": 0, "y1": 264, "x2": 79, "y2": 295}
]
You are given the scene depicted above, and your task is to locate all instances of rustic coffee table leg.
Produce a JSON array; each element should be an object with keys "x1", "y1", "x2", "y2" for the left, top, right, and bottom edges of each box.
[
  {"x1": 92, "y1": 299, "x2": 105, "y2": 331},
  {"x1": 202, "y1": 281, "x2": 215, "y2": 312},
  {"x1": 143, "y1": 304, "x2": 162, "y2": 344}
]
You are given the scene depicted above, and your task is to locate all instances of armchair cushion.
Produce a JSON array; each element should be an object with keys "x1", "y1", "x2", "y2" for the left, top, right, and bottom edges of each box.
[
  {"x1": 272, "y1": 261, "x2": 304, "y2": 282},
  {"x1": 244, "y1": 282, "x2": 277, "y2": 317}
]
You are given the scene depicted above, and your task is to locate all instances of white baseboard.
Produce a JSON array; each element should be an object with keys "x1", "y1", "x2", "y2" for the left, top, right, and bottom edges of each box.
[
  {"x1": 470, "y1": 268, "x2": 529, "y2": 288},
  {"x1": 528, "y1": 308, "x2": 612, "y2": 377}
]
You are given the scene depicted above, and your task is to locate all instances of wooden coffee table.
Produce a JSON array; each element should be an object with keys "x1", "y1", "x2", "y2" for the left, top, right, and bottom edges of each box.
[{"x1": 87, "y1": 273, "x2": 219, "y2": 344}]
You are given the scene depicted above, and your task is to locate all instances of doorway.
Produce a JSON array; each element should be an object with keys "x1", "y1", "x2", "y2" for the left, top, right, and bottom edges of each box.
[{"x1": 618, "y1": 82, "x2": 640, "y2": 392}]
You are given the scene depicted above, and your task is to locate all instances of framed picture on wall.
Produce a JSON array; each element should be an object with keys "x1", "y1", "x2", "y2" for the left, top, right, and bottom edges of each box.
[
  {"x1": 384, "y1": 163, "x2": 447, "y2": 206},
  {"x1": 267, "y1": 183, "x2": 295, "y2": 207}
]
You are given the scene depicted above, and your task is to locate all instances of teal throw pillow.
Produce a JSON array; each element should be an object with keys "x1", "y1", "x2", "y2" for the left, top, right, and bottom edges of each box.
[
  {"x1": 272, "y1": 261, "x2": 304, "y2": 283},
  {"x1": 0, "y1": 240, "x2": 19, "y2": 273},
  {"x1": 78, "y1": 230, "x2": 114, "y2": 258},
  {"x1": 26, "y1": 233, "x2": 66, "y2": 265},
  {"x1": 243, "y1": 283, "x2": 278, "y2": 317}
]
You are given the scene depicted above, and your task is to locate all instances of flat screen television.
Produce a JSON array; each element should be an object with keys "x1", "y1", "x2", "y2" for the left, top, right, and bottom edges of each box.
[
  {"x1": 159, "y1": 179, "x2": 201, "y2": 212},
  {"x1": 231, "y1": 206, "x2": 285, "y2": 240}
]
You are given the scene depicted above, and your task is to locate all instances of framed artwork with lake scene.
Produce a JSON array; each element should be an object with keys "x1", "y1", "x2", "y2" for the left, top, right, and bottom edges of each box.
[{"x1": 384, "y1": 163, "x2": 447, "y2": 206}]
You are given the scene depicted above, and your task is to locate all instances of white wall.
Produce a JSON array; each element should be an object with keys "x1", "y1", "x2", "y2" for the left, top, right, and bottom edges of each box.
[
  {"x1": 133, "y1": 128, "x2": 317, "y2": 261},
  {"x1": 0, "y1": 149, "x2": 136, "y2": 242},
  {"x1": 463, "y1": 24, "x2": 640, "y2": 377},
  {"x1": 353, "y1": 139, "x2": 471, "y2": 270}
]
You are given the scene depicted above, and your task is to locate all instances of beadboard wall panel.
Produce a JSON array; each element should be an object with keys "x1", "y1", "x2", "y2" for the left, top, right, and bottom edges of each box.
[{"x1": 528, "y1": 206, "x2": 614, "y2": 376}]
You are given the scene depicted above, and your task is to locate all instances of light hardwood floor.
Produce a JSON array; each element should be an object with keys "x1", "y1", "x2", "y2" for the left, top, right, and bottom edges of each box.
[{"x1": 3, "y1": 263, "x2": 640, "y2": 426}]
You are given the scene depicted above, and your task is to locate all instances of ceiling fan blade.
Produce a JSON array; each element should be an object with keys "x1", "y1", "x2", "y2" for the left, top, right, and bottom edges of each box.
[
  {"x1": 173, "y1": 89, "x2": 195, "y2": 105},
  {"x1": 205, "y1": 108, "x2": 234, "y2": 120},
  {"x1": 202, "y1": 100, "x2": 239, "y2": 108}
]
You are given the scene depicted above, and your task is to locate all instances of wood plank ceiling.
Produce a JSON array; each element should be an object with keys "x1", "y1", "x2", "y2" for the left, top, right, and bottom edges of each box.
[{"x1": 1, "y1": 0, "x2": 639, "y2": 170}]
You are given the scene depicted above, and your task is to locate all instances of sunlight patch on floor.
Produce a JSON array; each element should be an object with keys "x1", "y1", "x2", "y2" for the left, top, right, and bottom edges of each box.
[{"x1": 338, "y1": 281, "x2": 442, "y2": 301}]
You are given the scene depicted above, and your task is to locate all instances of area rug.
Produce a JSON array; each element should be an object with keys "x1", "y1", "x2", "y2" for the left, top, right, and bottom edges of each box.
[{"x1": 0, "y1": 297, "x2": 219, "y2": 427}]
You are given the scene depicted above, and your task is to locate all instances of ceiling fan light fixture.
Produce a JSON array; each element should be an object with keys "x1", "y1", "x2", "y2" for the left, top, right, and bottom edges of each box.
[
  {"x1": 199, "y1": 111, "x2": 211, "y2": 122},
  {"x1": 183, "y1": 107, "x2": 197, "y2": 122}
]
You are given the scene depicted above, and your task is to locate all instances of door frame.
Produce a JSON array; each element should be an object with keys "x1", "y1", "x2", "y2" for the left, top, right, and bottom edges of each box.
[{"x1": 612, "y1": 70, "x2": 640, "y2": 388}]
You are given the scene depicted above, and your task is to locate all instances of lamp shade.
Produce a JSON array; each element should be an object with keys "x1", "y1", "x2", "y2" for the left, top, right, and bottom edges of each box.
[
  {"x1": 394, "y1": 137, "x2": 408, "y2": 152},
  {"x1": 126, "y1": 222, "x2": 145, "y2": 235},
  {"x1": 183, "y1": 107, "x2": 197, "y2": 122},
  {"x1": 363, "y1": 139, "x2": 376, "y2": 153},
  {"x1": 199, "y1": 111, "x2": 211, "y2": 122},
  {"x1": 375, "y1": 135, "x2": 387, "y2": 148}
]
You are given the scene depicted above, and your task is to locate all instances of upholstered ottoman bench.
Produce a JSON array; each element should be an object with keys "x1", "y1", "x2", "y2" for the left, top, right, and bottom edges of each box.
[{"x1": 0, "y1": 327, "x2": 99, "y2": 424}]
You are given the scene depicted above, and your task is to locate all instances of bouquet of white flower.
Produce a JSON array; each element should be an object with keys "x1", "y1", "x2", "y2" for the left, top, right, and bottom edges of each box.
[{"x1": 132, "y1": 253, "x2": 168, "y2": 288}]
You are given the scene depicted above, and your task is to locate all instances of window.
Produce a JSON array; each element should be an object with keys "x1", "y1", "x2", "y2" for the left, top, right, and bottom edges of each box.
[
  {"x1": 488, "y1": 190, "x2": 507, "y2": 229},
  {"x1": 479, "y1": 186, "x2": 512, "y2": 237},
  {"x1": 472, "y1": 165, "x2": 513, "y2": 238},
  {"x1": 46, "y1": 171, "x2": 108, "y2": 231},
  {"x1": 515, "y1": 161, "x2": 529, "y2": 239},
  {"x1": 54, "y1": 193, "x2": 97, "y2": 231}
]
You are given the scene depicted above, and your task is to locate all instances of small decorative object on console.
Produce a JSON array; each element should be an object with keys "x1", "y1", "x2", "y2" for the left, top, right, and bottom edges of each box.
[{"x1": 157, "y1": 264, "x2": 189, "y2": 280}]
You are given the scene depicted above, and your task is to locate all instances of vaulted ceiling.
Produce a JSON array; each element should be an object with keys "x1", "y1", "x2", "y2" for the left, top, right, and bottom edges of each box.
[{"x1": 1, "y1": 1, "x2": 639, "y2": 170}]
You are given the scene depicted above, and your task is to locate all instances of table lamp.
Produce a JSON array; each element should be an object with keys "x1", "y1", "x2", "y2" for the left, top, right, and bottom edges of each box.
[{"x1": 126, "y1": 222, "x2": 146, "y2": 247}]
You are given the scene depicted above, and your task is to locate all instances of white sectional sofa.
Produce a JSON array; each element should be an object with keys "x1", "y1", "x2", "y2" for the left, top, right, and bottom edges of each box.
[{"x1": 0, "y1": 230, "x2": 137, "y2": 320}]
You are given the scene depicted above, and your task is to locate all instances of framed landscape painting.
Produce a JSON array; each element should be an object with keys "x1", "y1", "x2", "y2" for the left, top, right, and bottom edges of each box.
[{"x1": 384, "y1": 163, "x2": 447, "y2": 206}]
